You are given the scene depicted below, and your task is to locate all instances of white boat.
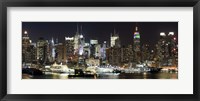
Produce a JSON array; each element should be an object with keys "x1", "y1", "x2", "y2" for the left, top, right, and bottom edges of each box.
[{"x1": 50, "y1": 63, "x2": 75, "y2": 73}]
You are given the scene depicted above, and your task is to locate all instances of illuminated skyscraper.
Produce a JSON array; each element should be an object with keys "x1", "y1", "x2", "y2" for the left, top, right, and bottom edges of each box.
[
  {"x1": 79, "y1": 25, "x2": 85, "y2": 56},
  {"x1": 22, "y1": 31, "x2": 32, "y2": 64},
  {"x1": 65, "y1": 37, "x2": 74, "y2": 61},
  {"x1": 133, "y1": 26, "x2": 140, "y2": 51},
  {"x1": 95, "y1": 44, "x2": 101, "y2": 58},
  {"x1": 30, "y1": 43, "x2": 37, "y2": 63},
  {"x1": 74, "y1": 25, "x2": 80, "y2": 54},
  {"x1": 110, "y1": 29, "x2": 120, "y2": 48},
  {"x1": 74, "y1": 24, "x2": 85, "y2": 56},
  {"x1": 55, "y1": 43, "x2": 66, "y2": 63},
  {"x1": 156, "y1": 32, "x2": 178, "y2": 67},
  {"x1": 101, "y1": 41, "x2": 107, "y2": 60},
  {"x1": 90, "y1": 39, "x2": 98, "y2": 58},
  {"x1": 36, "y1": 37, "x2": 48, "y2": 65},
  {"x1": 83, "y1": 43, "x2": 90, "y2": 59},
  {"x1": 49, "y1": 37, "x2": 56, "y2": 62},
  {"x1": 133, "y1": 26, "x2": 141, "y2": 63}
]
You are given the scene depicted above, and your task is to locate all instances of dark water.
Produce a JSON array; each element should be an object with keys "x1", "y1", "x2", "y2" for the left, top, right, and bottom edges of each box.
[{"x1": 22, "y1": 72, "x2": 178, "y2": 79}]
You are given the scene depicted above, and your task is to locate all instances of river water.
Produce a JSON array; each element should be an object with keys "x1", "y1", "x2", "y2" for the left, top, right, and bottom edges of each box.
[{"x1": 22, "y1": 72, "x2": 178, "y2": 79}]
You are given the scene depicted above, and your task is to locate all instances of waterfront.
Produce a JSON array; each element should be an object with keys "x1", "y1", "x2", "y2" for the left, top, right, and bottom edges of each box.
[
  {"x1": 22, "y1": 22, "x2": 178, "y2": 79},
  {"x1": 22, "y1": 72, "x2": 178, "y2": 79}
]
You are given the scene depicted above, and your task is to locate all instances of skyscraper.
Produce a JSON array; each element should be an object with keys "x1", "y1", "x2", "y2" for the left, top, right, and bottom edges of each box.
[
  {"x1": 22, "y1": 31, "x2": 32, "y2": 64},
  {"x1": 55, "y1": 43, "x2": 66, "y2": 63},
  {"x1": 156, "y1": 32, "x2": 178, "y2": 67},
  {"x1": 90, "y1": 39, "x2": 98, "y2": 58},
  {"x1": 101, "y1": 41, "x2": 107, "y2": 60},
  {"x1": 133, "y1": 26, "x2": 141, "y2": 63},
  {"x1": 49, "y1": 38, "x2": 56, "y2": 62},
  {"x1": 74, "y1": 26, "x2": 80, "y2": 54},
  {"x1": 36, "y1": 37, "x2": 48, "y2": 65},
  {"x1": 79, "y1": 25, "x2": 85, "y2": 56},
  {"x1": 73, "y1": 24, "x2": 85, "y2": 56},
  {"x1": 30, "y1": 43, "x2": 37, "y2": 63},
  {"x1": 110, "y1": 29, "x2": 120, "y2": 48},
  {"x1": 65, "y1": 37, "x2": 74, "y2": 62}
]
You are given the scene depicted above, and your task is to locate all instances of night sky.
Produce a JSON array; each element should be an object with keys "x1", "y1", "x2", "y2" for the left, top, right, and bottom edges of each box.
[{"x1": 22, "y1": 22, "x2": 178, "y2": 47}]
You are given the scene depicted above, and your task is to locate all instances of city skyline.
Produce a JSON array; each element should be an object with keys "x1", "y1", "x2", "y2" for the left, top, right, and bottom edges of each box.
[
  {"x1": 22, "y1": 22, "x2": 178, "y2": 48},
  {"x1": 22, "y1": 22, "x2": 178, "y2": 79}
]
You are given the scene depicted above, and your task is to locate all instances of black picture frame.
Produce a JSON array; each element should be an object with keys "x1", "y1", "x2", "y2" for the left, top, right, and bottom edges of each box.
[{"x1": 0, "y1": 0, "x2": 199, "y2": 101}]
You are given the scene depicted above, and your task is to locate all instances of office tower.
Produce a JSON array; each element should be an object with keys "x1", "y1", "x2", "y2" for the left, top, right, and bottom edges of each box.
[
  {"x1": 36, "y1": 37, "x2": 48, "y2": 65},
  {"x1": 22, "y1": 31, "x2": 32, "y2": 64},
  {"x1": 110, "y1": 29, "x2": 120, "y2": 48},
  {"x1": 133, "y1": 26, "x2": 141, "y2": 63},
  {"x1": 49, "y1": 38, "x2": 56, "y2": 62},
  {"x1": 90, "y1": 39, "x2": 98, "y2": 58},
  {"x1": 65, "y1": 37, "x2": 74, "y2": 62},
  {"x1": 156, "y1": 32, "x2": 178, "y2": 67},
  {"x1": 55, "y1": 43, "x2": 66, "y2": 63}
]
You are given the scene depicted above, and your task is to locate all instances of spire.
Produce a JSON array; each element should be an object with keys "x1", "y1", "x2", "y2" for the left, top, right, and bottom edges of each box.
[
  {"x1": 76, "y1": 23, "x2": 79, "y2": 34},
  {"x1": 56, "y1": 38, "x2": 58, "y2": 44},
  {"x1": 24, "y1": 30, "x2": 28, "y2": 35},
  {"x1": 135, "y1": 26, "x2": 138, "y2": 31},
  {"x1": 23, "y1": 30, "x2": 28, "y2": 37},
  {"x1": 51, "y1": 37, "x2": 54, "y2": 44},
  {"x1": 80, "y1": 25, "x2": 83, "y2": 35},
  {"x1": 135, "y1": 22, "x2": 138, "y2": 31},
  {"x1": 114, "y1": 28, "x2": 116, "y2": 35}
]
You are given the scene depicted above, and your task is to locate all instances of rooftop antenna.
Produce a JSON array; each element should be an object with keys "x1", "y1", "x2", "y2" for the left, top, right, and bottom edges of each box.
[
  {"x1": 51, "y1": 37, "x2": 54, "y2": 43},
  {"x1": 76, "y1": 23, "x2": 79, "y2": 34},
  {"x1": 114, "y1": 28, "x2": 116, "y2": 35},
  {"x1": 135, "y1": 22, "x2": 138, "y2": 31},
  {"x1": 80, "y1": 25, "x2": 83, "y2": 35}
]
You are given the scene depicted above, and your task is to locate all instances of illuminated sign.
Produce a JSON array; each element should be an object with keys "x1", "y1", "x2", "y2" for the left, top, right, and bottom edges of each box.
[
  {"x1": 169, "y1": 32, "x2": 174, "y2": 35},
  {"x1": 160, "y1": 32, "x2": 166, "y2": 36}
]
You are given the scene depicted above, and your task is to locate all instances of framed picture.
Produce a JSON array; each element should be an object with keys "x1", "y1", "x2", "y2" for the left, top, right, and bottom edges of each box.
[{"x1": 0, "y1": 0, "x2": 199, "y2": 101}]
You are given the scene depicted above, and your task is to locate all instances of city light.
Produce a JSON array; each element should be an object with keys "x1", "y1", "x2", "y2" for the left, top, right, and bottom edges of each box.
[
  {"x1": 22, "y1": 22, "x2": 178, "y2": 79},
  {"x1": 169, "y1": 32, "x2": 174, "y2": 35},
  {"x1": 160, "y1": 32, "x2": 166, "y2": 36},
  {"x1": 24, "y1": 30, "x2": 28, "y2": 34},
  {"x1": 80, "y1": 35, "x2": 83, "y2": 38},
  {"x1": 65, "y1": 37, "x2": 74, "y2": 40},
  {"x1": 174, "y1": 37, "x2": 176, "y2": 40},
  {"x1": 90, "y1": 40, "x2": 98, "y2": 45}
]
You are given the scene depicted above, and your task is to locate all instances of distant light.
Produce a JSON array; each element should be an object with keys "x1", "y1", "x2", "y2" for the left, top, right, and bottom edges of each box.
[
  {"x1": 65, "y1": 37, "x2": 74, "y2": 40},
  {"x1": 24, "y1": 31, "x2": 28, "y2": 34},
  {"x1": 134, "y1": 32, "x2": 139, "y2": 35},
  {"x1": 80, "y1": 35, "x2": 83, "y2": 38},
  {"x1": 90, "y1": 40, "x2": 98, "y2": 45},
  {"x1": 135, "y1": 26, "x2": 138, "y2": 31},
  {"x1": 174, "y1": 37, "x2": 176, "y2": 40},
  {"x1": 104, "y1": 41, "x2": 106, "y2": 43},
  {"x1": 84, "y1": 43, "x2": 89, "y2": 46},
  {"x1": 160, "y1": 32, "x2": 166, "y2": 36},
  {"x1": 169, "y1": 32, "x2": 174, "y2": 35},
  {"x1": 134, "y1": 36, "x2": 140, "y2": 39}
]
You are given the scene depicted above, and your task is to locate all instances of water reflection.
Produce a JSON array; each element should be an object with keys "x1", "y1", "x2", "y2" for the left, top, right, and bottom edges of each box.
[{"x1": 22, "y1": 72, "x2": 178, "y2": 79}]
